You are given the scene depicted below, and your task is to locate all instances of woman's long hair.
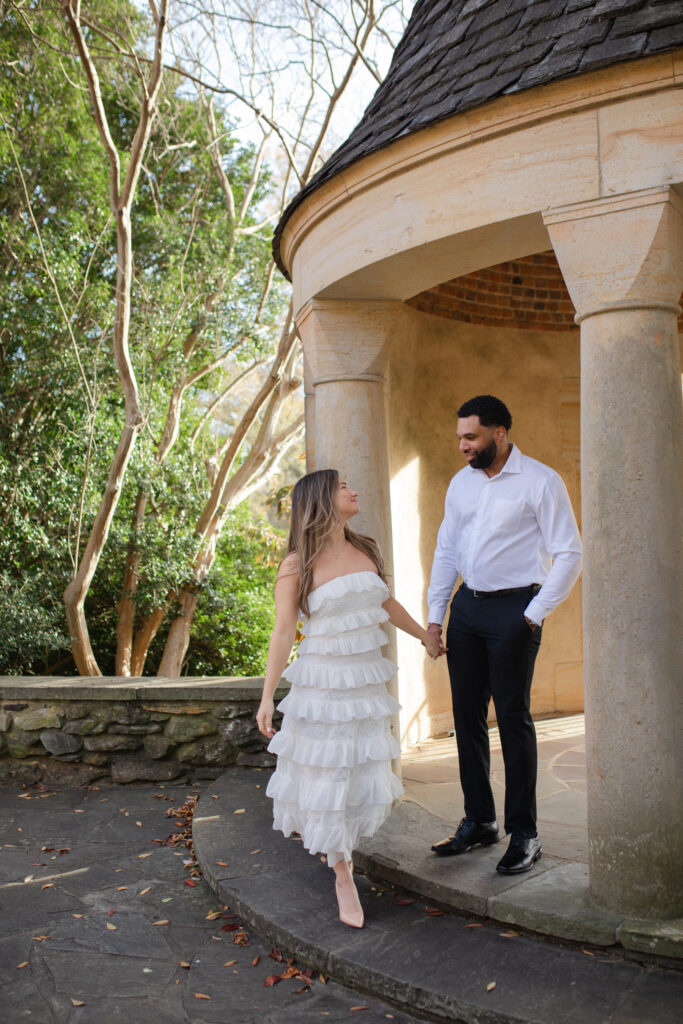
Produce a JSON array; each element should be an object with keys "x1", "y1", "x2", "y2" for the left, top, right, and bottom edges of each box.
[{"x1": 286, "y1": 468, "x2": 386, "y2": 616}]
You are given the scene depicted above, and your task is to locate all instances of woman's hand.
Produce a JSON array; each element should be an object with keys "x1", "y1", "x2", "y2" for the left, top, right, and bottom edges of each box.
[
  {"x1": 256, "y1": 698, "x2": 276, "y2": 739},
  {"x1": 422, "y1": 628, "x2": 444, "y2": 659}
]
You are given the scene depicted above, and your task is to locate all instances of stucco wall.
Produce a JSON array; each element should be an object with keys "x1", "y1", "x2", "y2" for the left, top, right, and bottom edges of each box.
[{"x1": 389, "y1": 304, "x2": 583, "y2": 748}]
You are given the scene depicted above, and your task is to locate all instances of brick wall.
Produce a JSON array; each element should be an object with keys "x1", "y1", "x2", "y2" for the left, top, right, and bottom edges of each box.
[{"x1": 407, "y1": 250, "x2": 683, "y2": 331}]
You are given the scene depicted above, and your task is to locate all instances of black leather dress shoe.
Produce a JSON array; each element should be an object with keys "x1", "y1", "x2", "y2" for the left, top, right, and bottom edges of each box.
[
  {"x1": 495, "y1": 833, "x2": 542, "y2": 874},
  {"x1": 431, "y1": 817, "x2": 499, "y2": 856}
]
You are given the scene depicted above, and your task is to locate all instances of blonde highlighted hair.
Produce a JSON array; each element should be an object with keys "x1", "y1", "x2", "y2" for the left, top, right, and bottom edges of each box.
[{"x1": 284, "y1": 469, "x2": 386, "y2": 616}]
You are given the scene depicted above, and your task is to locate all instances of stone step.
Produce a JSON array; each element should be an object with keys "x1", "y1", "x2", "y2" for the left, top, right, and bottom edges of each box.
[{"x1": 193, "y1": 768, "x2": 683, "y2": 1024}]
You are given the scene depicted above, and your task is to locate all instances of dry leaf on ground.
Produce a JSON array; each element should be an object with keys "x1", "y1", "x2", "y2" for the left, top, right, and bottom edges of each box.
[
  {"x1": 223, "y1": 959, "x2": 237, "y2": 967},
  {"x1": 486, "y1": 981, "x2": 497, "y2": 992},
  {"x1": 194, "y1": 993, "x2": 211, "y2": 1000},
  {"x1": 252, "y1": 956, "x2": 260, "y2": 966},
  {"x1": 153, "y1": 920, "x2": 170, "y2": 926},
  {"x1": 71, "y1": 998, "x2": 85, "y2": 1006},
  {"x1": 264, "y1": 975, "x2": 280, "y2": 987},
  {"x1": 106, "y1": 923, "x2": 117, "y2": 931}
]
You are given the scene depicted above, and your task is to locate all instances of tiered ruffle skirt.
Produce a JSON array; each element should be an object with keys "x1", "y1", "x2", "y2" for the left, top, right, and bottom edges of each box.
[{"x1": 266, "y1": 571, "x2": 403, "y2": 866}]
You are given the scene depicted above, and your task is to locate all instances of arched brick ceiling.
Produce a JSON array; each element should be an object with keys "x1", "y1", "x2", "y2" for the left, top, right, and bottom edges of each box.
[
  {"x1": 407, "y1": 251, "x2": 683, "y2": 331},
  {"x1": 274, "y1": 0, "x2": 683, "y2": 277}
]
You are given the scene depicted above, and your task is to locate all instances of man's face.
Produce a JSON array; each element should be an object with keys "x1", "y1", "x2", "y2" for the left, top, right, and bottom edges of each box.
[{"x1": 456, "y1": 415, "x2": 499, "y2": 470}]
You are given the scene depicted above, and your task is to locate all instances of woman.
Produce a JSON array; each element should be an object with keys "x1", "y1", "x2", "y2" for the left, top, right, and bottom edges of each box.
[{"x1": 256, "y1": 469, "x2": 441, "y2": 928}]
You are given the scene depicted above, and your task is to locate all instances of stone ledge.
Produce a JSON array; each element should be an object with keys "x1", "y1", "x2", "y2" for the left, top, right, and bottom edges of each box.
[
  {"x1": 0, "y1": 675, "x2": 275, "y2": 701},
  {"x1": 0, "y1": 675, "x2": 285, "y2": 787}
]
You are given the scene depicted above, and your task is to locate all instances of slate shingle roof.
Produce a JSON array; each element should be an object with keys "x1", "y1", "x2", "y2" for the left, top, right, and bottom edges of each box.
[{"x1": 274, "y1": 0, "x2": 683, "y2": 278}]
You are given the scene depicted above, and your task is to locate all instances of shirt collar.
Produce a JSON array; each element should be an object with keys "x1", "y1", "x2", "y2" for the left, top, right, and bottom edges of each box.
[{"x1": 468, "y1": 443, "x2": 522, "y2": 477}]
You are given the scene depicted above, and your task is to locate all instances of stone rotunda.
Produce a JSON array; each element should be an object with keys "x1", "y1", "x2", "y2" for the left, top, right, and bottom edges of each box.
[{"x1": 274, "y1": 0, "x2": 683, "y2": 919}]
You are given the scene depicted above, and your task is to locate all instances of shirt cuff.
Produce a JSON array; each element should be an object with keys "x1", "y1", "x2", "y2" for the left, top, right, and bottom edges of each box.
[
  {"x1": 524, "y1": 597, "x2": 548, "y2": 625},
  {"x1": 428, "y1": 606, "x2": 447, "y2": 627}
]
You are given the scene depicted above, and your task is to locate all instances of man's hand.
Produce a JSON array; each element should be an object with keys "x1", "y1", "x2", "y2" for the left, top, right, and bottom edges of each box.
[
  {"x1": 426, "y1": 622, "x2": 447, "y2": 657},
  {"x1": 524, "y1": 616, "x2": 539, "y2": 632}
]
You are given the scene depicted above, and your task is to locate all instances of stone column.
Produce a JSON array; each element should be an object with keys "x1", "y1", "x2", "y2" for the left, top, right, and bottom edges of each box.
[
  {"x1": 296, "y1": 299, "x2": 402, "y2": 567},
  {"x1": 296, "y1": 299, "x2": 403, "y2": 765},
  {"x1": 545, "y1": 187, "x2": 683, "y2": 918}
]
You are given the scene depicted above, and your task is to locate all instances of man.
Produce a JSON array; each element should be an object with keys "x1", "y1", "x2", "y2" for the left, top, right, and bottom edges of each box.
[{"x1": 427, "y1": 395, "x2": 581, "y2": 874}]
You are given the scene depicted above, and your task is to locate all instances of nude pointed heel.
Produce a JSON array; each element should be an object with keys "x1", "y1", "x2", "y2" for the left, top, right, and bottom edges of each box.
[{"x1": 335, "y1": 878, "x2": 364, "y2": 928}]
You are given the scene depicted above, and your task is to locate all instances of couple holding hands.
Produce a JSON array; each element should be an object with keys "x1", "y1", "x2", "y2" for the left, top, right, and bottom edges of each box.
[{"x1": 257, "y1": 395, "x2": 582, "y2": 928}]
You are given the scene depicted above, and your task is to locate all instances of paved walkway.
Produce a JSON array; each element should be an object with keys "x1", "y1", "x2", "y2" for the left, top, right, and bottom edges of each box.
[{"x1": 0, "y1": 781, "x2": 419, "y2": 1023}]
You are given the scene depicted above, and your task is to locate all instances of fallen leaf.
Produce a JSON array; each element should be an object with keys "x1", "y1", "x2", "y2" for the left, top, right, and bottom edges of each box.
[
  {"x1": 73, "y1": 809, "x2": 85, "y2": 814},
  {"x1": 233, "y1": 808, "x2": 245, "y2": 814},
  {"x1": 142, "y1": 968, "x2": 153, "y2": 974},
  {"x1": 71, "y1": 998, "x2": 85, "y2": 1007},
  {"x1": 486, "y1": 981, "x2": 496, "y2": 992},
  {"x1": 465, "y1": 923, "x2": 483, "y2": 928},
  {"x1": 16, "y1": 961, "x2": 29, "y2": 969},
  {"x1": 31, "y1": 936, "x2": 50, "y2": 942},
  {"x1": 107, "y1": 909, "x2": 116, "y2": 916},
  {"x1": 249, "y1": 849, "x2": 262, "y2": 855},
  {"x1": 221, "y1": 923, "x2": 240, "y2": 932},
  {"x1": 294, "y1": 986, "x2": 309, "y2": 995},
  {"x1": 193, "y1": 993, "x2": 211, "y2": 1000},
  {"x1": 269, "y1": 948, "x2": 284, "y2": 962},
  {"x1": 252, "y1": 956, "x2": 260, "y2": 966},
  {"x1": 138, "y1": 852, "x2": 153, "y2": 859},
  {"x1": 211, "y1": 794, "x2": 219, "y2": 799},
  {"x1": 264, "y1": 975, "x2": 280, "y2": 987},
  {"x1": 41, "y1": 883, "x2": 53, "y2": 890},
  {"x1": 23, "y1": 875, "x2": 34, "y2": 883},
  {"x1": 139, "y1": 886, "x2": 152, "y2": 895},
  {"x1": 179, "y1": 961, "x2": 191, "y2": 969},
  {"x1": 499, "y1": 931, "x2": 519, "y2": 938},
  {"x1": 116, "y1": 886, "x2": 128, "y2": 892},
  {"x1": 185, "y1": 880, "x2": 197, "y2": 888},
  {"x1": 41, "y1": 846, "x2": 55, "y2": 852},
  {"x1": 215, "y1": 861, "x2": 228, "y2": 867},
  {"x1": 319, "y1": 974, "x2": 327, "y2": 984},
  {"x1": 233, "y1": 930, "x2": 250, "y2": 946},
  {"x1": 582, "y1": 949, "x2": 595, "y2": 956},
  {"x1": 393, "y1": 898, "x2": 414, "y2": 906},
  {"x1": 153, "y1": 920, "x2": 170, "y2": 926},
  {"x1": 425, "y1": 907, "x2": 444, "y2": 916},
  {"x1": 350, "y1": 1007, "x2": 370, "y2": 1012},
  {"x1": 58, "y1": 849, "x2": 71, "y2": 855},
  {"x1": 223, "y1": 959, "x2": 237, "y2": 967},
  {"x1": 280, "y1": 966, "x2": 300, "y2": 980},
  {"x1": 106, "y1": 923, "x2": 117, "y2": 931},
  {"x1": 206, "y1": 910, "x2": 223, "y2": 920},
  {"x1": 72, "y1": 914, "x2": 84, "y2": 919},
  {"x1": 136, "y1": 821, "x2": 142, "y2": 826}
]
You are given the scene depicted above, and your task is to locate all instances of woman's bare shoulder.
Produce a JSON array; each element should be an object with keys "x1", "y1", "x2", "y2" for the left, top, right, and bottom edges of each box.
[{"x1": 276, "y1": 552, "x2": 299, "y2": 581}]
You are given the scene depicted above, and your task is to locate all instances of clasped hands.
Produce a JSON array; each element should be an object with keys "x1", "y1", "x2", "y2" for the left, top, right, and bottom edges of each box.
[{"x1": 422, "y1": 623, "x2": 447, "y2": 659}]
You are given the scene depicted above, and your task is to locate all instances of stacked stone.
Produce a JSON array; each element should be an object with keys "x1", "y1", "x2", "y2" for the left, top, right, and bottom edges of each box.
[{"x1": 0, "y1": 696, "x2": 274, "y2": 786}]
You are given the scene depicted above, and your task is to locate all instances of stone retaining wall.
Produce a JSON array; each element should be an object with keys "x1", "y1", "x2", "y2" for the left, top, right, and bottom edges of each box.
[{"x1": 0, "y1": 677, "x2": 285, "y2": 787}]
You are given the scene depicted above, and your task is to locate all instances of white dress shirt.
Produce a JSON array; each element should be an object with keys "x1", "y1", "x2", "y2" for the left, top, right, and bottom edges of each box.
[{"x1": 427, "y1": 445, "x2": 582, "y2": 627}]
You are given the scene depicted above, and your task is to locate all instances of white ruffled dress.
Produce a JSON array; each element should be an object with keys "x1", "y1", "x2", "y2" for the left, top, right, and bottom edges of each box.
[{"x1": 266, "y1": 570, "x2": 403, "y2": 867}]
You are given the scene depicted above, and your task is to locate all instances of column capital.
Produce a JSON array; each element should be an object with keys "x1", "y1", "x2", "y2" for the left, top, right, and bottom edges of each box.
[
  {"x1": 295, "y1": 299, "x2": 404, "y2": 386},
  {"x1": 543, "y1": 186, "x2": 683, "y2": 322}
]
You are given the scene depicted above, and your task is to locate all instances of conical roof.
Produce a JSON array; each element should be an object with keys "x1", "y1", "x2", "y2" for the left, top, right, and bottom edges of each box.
[{"x1": 274, "y1": 0, "x2": 683, "y2": 277}]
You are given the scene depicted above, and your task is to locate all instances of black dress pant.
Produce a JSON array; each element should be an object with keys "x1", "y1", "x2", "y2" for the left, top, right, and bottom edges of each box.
[{"x1": 445, "y1": 584, "x2": 542, "y2": 838}]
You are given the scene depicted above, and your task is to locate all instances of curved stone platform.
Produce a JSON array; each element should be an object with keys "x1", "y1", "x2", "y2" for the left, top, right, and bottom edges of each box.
[{"x1": 193, "y1": 768, "x2": 683, "y2": 1024}]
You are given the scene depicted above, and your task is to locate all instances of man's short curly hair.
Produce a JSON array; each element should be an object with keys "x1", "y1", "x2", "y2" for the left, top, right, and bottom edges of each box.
[{"x1": 457, "y1": 395, "x2": 512, "y2": 431}]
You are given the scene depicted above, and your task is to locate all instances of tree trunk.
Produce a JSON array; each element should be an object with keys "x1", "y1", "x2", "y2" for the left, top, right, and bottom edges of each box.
[
  {"x1": 129, "y1": 594, "x2": 176, "y2": 676},
  {"x1": 115, "y1": 490, "x2": 147, "y2": 675},
  {"x1": 156, "y1": 586, "x2": 200, "y2": 677},
  {"x1": 64, "y1": 422, "x2": 140, "y2": 675}
]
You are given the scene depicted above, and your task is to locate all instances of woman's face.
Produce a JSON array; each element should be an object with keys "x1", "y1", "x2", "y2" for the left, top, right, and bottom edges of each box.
[{"x1": 336, "y1": 478, "x2": 359, "y2": 519}]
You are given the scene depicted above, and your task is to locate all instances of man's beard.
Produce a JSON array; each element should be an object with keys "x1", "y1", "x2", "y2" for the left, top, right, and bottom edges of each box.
[{"x1": 469, "y1": 438, "x2": 497, "y2": 470}]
